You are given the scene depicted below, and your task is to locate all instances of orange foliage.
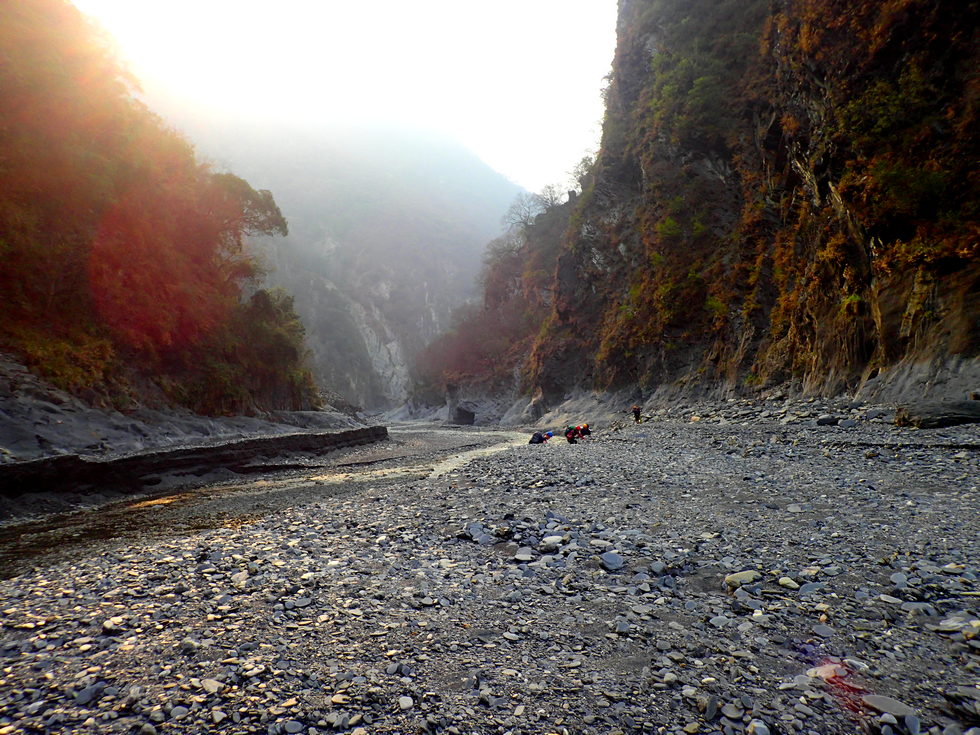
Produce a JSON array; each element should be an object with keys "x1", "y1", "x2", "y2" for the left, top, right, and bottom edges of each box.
[{"x1": 0, "y1": 0, "x2": 307, "y2": 411}]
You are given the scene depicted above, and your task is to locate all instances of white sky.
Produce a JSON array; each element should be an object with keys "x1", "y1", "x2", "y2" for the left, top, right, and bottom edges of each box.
[{"x1": 73, "y1": 0, "x2": 618, "y2": 191}]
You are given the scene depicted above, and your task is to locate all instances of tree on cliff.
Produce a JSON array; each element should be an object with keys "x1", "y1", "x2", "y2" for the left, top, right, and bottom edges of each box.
[
  {"x1": 503, "y1": 186, "x2": 568, "y2": 233},
  {"x1": 503, "y1": 193, "x2": 545, "y2": 231}
]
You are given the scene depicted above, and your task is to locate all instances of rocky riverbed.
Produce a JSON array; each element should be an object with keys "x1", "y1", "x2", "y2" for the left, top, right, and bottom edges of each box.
[{"x1": 0, "y1": 403, "x2": 978, "y2": 735}]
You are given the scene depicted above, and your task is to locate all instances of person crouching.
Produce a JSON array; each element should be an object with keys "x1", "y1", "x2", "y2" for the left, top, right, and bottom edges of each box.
[{"x1": 529, "y1": 431, "x2": 553, "y2": 444}]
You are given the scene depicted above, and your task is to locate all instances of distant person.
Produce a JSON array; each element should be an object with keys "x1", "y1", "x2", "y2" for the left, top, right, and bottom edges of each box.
[
  {"x1": 564, "y1": 425, "x2": 579, "y2": 444},
  {"x1": 528, "y1": 431, "x2": 553, "y2": 445},
  {"x1": 631, "y1": 405, "x2": 642, "y2": 423},
  {"x1": 579, "y1": 423, "x2": 591, "y2": 438}
]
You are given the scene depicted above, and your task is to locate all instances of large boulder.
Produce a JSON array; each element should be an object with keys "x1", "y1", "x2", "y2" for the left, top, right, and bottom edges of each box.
[{"x1": 895, "y1": 400, "x2": 980, "y2": 429}]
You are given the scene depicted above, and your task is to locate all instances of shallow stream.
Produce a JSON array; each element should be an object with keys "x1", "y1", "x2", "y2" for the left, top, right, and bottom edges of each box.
[{"x1": 0, "y1": 425, "x2": 526, "y2": 579}]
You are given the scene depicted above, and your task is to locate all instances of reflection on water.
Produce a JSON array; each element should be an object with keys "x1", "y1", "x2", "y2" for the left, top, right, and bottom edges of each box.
[
  {"x1": 127, "y1": 494, "x2": 189, "y2": 509},
  {"x1": 430, "y1": 434, "x2": 525, "y2": 476}
]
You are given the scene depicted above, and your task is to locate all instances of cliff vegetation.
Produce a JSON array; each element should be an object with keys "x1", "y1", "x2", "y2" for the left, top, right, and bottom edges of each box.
[
  {"x1": 422, "y1": 0, "x2": 979, "y2": 403},
  {"x1": 0, "y1": 0, "x2": 318, "y2": 414},
  {"x1": 415, "y1": 192, "x2": 574, "y2": 398}
]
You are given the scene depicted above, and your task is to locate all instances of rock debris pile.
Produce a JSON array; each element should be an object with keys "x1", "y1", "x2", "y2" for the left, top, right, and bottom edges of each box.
[{"x1": 0, "y1": 409, "x2": 978, "y2": 734}]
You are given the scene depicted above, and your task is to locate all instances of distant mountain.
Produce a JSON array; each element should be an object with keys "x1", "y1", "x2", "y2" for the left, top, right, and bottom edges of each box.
[{"x1": 172, "y1": 120, "x2": 523, "y2": 408}]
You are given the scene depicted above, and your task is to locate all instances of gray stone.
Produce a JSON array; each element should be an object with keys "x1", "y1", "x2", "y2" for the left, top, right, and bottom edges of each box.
[
  {"x1": 724, "y1": 570, "x2": 761, "y2": 588},
  {"x1": 540, "y1": 535, "x2": 564, "y2": 551},
  {"x1": 201, "y1": 678, "x2": 224, "y2": 695},
  {"x1": 600, "y1": 551, "x2": 625, "y2": 571},
  {"x1": 514, "y1": 547, "x2": 535, "y2": 563},
  {"x1": 901, "y1": 601, "x2": 938, "y2": 616},
  {"x1": 862, "y1": 695, "x2": 917, "y2": 717},
  {"x1": 398, "y1": 695, "x2": 414, "y2": 710},
  {"x1": 704, "y1": 695, "x2": 718, "y2": 720},
  {"x1": 721, "y1": 702, "x2": 743, "y2": 718},
  {"x1": 74, "y1": 684, "x2": 102, "y2": 705}
]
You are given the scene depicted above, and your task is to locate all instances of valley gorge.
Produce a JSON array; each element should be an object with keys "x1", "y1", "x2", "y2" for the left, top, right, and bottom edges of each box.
[
  {"x1": 188, "y1": 124, "x2": 522, "y2": 410},
  {"x1": 1, "y1": 3, "x2": 979, "y2": 734},
  {"x1": 3, "y1": 1, "x2": 976, "y2": 422}
]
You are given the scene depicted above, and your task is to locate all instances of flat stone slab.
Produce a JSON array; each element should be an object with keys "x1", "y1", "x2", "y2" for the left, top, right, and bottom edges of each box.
[
  {"x1": 895, "y1": 401, "x2": 980, "y2": 429},
  {"x1": 724, "y1": 570, "x2": 762, "y2": 588},
  {"x1": 862, "y1": 694, "x2": 917, "y2": 717}
]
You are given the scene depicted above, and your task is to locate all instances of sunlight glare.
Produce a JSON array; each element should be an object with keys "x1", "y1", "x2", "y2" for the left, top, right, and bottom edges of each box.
[{"x1": 72, "y1": 0, "x2": 617, "y2": 190}]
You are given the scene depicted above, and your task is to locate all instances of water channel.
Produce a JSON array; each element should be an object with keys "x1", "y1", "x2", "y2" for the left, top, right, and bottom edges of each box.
[{"x1": 0, "y1": 425, "x2": 526, "y2": 579}]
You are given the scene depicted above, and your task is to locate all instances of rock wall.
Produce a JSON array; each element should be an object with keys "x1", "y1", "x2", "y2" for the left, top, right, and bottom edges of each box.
[
  {"x1": 347, "y1": 299, "x2": 412, "y2": 406},
  {"x1": 263, "y1": 264, "x2": 389, "y2": 409},
  {"x1": 266, "y1": 259, "x2": 456, "y2": 410},
  {"x1": 525, "y1": 0, "x2": 979, "y2": 403}
]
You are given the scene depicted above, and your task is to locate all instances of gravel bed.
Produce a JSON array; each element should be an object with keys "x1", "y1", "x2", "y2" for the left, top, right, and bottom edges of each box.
[{"x1": 0, "y1": 407, "x2": 978, "y2": 735}]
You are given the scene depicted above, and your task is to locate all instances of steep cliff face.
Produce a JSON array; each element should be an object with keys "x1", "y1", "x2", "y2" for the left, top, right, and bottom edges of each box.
[
  {"x1": 262, "y1": 263, "x2": 389, "y2": 407},
  {"x1": 529, "y1": 0, "x2": 979, "y2": 401}
]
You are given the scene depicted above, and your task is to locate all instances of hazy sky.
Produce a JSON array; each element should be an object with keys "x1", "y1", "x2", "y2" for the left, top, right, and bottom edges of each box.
[{"x1": 73, "y1": 0, "x2": 618, "y2": 192}]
